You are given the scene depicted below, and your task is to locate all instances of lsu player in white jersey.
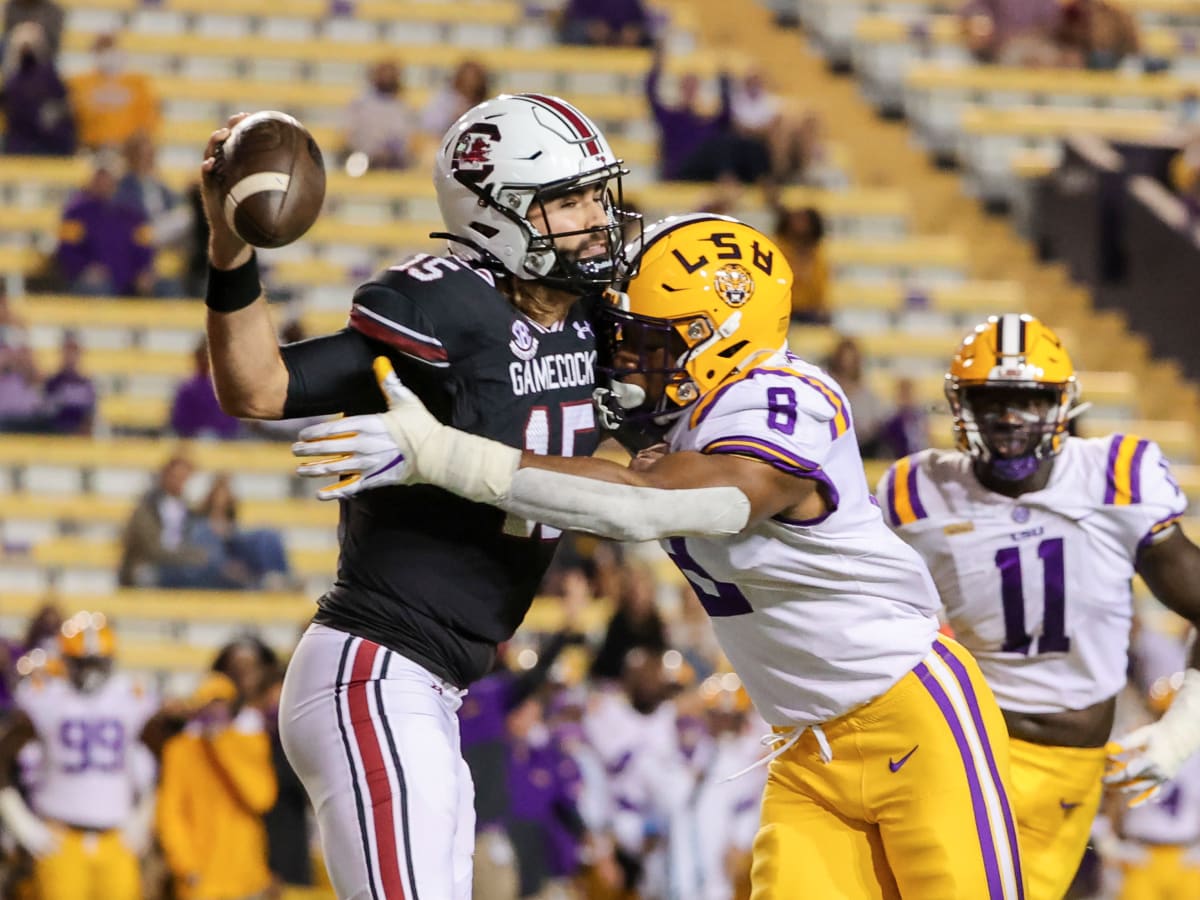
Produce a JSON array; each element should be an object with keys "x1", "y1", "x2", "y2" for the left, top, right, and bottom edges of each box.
[
  {"x1": 0, "y1": 612, "x2": 158, "y2": 900},
  {"x1": 291, "y1": 214, "x2": 1026, "y2": 899},
  {"x1": 877, "y1": 315, "x2": 1200, "y2": 900}
]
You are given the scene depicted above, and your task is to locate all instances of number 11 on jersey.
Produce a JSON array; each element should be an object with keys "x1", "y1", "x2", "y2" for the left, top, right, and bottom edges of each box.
[{"x1": 996, "y1": 537, "x2": 1069, "y2": 654}]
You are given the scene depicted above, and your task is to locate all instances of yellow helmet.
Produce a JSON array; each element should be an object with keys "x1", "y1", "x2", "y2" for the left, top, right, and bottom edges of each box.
[
  {"x1": 599, "y1": 214, "x2": 792, "y2": 435},
  {"x1": 58, "y1": 611, "x2": 116, "y2": 693},
  {"x1": 945, "y1": 314, "x2": 1080, "y2": 477}
]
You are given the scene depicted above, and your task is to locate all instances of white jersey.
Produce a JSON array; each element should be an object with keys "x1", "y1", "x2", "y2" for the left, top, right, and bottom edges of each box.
[
  {"x1": 877, "y1": 436, "x2": 1188, "y2": 714},
  {"x1": 667, "y1": 731, "x2": 766, "y2": 900},
  {"x1": 664, "y1": 350, "x2": 941, "y2": 726},
  {"x1": 16, "y1": 672, "x2": 157, "y2": 829}
]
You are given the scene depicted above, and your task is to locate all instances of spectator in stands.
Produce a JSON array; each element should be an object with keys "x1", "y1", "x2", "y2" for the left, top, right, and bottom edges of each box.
[
  {"x1": 157, "y1": 666, "x2": 277, "y2": 900},
  {"x1": 69, "y1": 32, "x2": 159, "y2": 150},
  {"x1": 40, "y1": 330, "x2": 95, "y2": 435},
  {"x1": 876, "y1": 377, "x2": 930, "y2": 459},
  {"x1": 191, "y1": 473, "x2": 293, "y2": 592},
  {"x1": 0, "y1": 342, "x2": 45, "y2": 432},
  {"x1": 958, "y1": 0, "x2": 1063, "y2": 65},
  {"x1": 116, "y1": 131, "x2": 191, "y2": 257},
  {"x1": 170, "y1": 337, "x2": 242, "y2": 439},
  {"x1": 825, "y1": 336, "x2": 890, "y2": 458},
  {"x1": 343, "y1": 59, "x2": 416, "y2": 171},
  {"x1": 558, "y1": 0, "x2": 652, "y2": 47},
  {"x1": 118, "y1": 453, "x2": 250, "y2": 589},
  {"x1": 56, "y1": 154, "x2": 157, "y2": 297},
  {"x1": 1055, "y1": 0, "x2": 1140, "y2": 70},
  {"x1": 420, "y1": 59, "x2": 491, "y2": 142},
  {"x1": 0, "y1": 21, "x2": 74, "y2": 156},
  {"x1": 589, "y1": 562, "x2": 666, "y2": 681},
  {"x1": 502, "y1": 693, "x2": 588, "y2": 898},
  {"x1": 646, "y1": 46, "x2": 741, "y2": 183},
  {"x1": 2, "y1": 0, "x2": 62, "y2": 58},
  {"x1": 731, "y1": 68, "x2": 824, "y2": 185},
  {"x1": 773, "y1": 203, "x2": 830, "y2": 324}
]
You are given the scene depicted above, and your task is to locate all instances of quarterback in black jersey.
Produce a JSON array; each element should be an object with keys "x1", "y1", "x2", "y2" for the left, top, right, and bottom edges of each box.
[{"x1": 198, "y1": 94, "x2": 637, "y2": 900}]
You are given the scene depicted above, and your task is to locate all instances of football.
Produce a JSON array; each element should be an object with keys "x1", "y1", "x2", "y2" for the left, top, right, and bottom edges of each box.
[{"x1": 215, "y1": 110, "x2": 326, "y2": 249}]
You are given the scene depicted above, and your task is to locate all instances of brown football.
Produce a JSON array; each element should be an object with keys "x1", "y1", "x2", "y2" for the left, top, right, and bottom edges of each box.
[{"x1": 215, "y1": 110, "x2": 326, "y2": 249}]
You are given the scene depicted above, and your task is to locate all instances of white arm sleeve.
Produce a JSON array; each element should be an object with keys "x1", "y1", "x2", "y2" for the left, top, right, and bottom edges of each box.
[{"x1": 500, "y1": 466, "x2": 751, "y2": 542}]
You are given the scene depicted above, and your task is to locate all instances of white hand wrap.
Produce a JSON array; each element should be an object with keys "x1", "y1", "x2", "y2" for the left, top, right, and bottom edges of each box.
[
  {"x1": 1142, "y1": 668, "x2": 1200, "y2": 773},
  {"x1": 499, "y1": 466, "x2": 751, "y2": 542},
  {"x1": 411, "y1": 425, "x2": 523, "y2": 505}
]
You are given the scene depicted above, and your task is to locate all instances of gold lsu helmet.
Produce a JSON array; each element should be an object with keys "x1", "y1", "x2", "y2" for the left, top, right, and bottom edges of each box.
[
  {"x1": 59, "y1": 611, "x2": 116, "y2": 692},
  {"x1": 945, "y1": 313, "x2": 1080, "y2": 467},
  {"x1": 601, "y1": 214, "x2": 793, "y2": 423}
]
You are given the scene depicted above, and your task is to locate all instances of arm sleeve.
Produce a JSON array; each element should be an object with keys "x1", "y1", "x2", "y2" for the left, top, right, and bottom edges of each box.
[
  {"x1": 281, "y1": 275, "x2": 450, "y2": 419},
  {"x1": 1103, "y1": 437, "x2": 1190, "y2": 552},
  {"x1": 156, "y1": 739, "x2": 198, "y2": 880},
  {"x1": 204, "y1": 714, "x2": 277, "y2": 815}
]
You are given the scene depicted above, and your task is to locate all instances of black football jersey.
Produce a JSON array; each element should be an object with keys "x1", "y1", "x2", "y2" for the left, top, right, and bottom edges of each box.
[{"x1": 283, "y1": 253, "x2": 601, "y2": 687}]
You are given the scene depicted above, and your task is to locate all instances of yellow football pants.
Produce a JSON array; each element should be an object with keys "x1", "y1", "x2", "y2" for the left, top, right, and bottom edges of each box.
[
  {"x1": 750, "y1": 637, "x2": 1024, "y2": 899},
  {"x1": 33, "y1": 827, "x2": 139, "y2": 900},
  {"x1": 1007, "y1": 738, "x2": 1106, "y2": 900},
  {"x1": 1119, "y1": 845, "x2": 1200, "y2": 900}
]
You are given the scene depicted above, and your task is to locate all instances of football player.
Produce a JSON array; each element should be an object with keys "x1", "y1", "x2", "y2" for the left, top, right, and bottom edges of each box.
[
  {"x1": 0, "y1": 612, "x2": 158, "y2": 900},
  {"x1": 874, "y1": 314, "x2": 1200, "y2": 900},
  {"x1": 199, "y1": 94, "x2": 640, "y2": 899},
  {"x1": 292, "y1": 215, "x2": 1025, "y2": 898}
]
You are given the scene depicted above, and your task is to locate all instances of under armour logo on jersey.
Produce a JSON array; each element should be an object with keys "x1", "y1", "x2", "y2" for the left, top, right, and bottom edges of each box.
[
  {"x1": 573, "y1": 321, "x2": 594, "y2": 340},
  {"x1": 1059, "y1": 799, "x2": 1081, "y2": 816}
]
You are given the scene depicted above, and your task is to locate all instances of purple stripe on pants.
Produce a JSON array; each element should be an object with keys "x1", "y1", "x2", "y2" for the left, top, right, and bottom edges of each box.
[
  {"x1": 914, "y1": 661, "x2": 1006, "y2": 900},
  {"x1": 932, "y1": 642, "x2": 1025, "y2": 898}
]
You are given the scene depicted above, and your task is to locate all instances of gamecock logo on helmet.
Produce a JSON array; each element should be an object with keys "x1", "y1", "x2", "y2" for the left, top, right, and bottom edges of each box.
[
  {"x1": 451, "y1": 123, "x2": 501, "y2": 185},
  {"x1": 713, "y1": 263, "x2": 755, "y2": 307}
]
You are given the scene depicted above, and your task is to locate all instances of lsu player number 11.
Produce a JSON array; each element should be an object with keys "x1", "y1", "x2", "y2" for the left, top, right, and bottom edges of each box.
[
  {"x1": 294, "y1": 215, "x2": 1026, "y2": 898},
  {"x1": 0, "y1": 612, "x2": 160, "y2": 900},
  {"x1": 878, "y1": 315, "x2": 1200, "y2": 900}
]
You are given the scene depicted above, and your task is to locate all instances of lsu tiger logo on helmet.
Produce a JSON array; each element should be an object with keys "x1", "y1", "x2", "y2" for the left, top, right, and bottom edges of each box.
[
  {"x1": 945, "y1": 313, "x2": 1080, "y2": 477},
  {"x1": 599, "y1": 214, "x2": 792, "y2": 431},
  {"x1": 713, "y1": 263, "x2": 755, "y2": 307}
]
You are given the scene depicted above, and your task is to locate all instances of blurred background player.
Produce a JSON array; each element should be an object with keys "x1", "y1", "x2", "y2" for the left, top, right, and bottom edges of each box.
[
  {"x1": 292, "y1": 214, "x2": 1024, "y2": 898},
  {"x1": 1101, "y1": 628, "x2": 1200, "y2": 900},
  {"x1": 878, "y1": 314, "x2": 1200, "y2": 900},
  {"x1": 200, "y1": 93, "x2": 637, "y2": 899},
  {"x1": 0, "y1": 611, "x2": 158, "y2": 900}
]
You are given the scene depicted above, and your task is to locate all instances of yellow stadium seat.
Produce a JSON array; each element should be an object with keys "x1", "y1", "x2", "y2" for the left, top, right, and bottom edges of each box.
[
  {"x1": 829, "y1": 279, "x2": 1024, "y2": 313},
  {"x1": 0, "y1": 493, "x2": 338, "y2": 529},
  {"x1": 960, "y1": 107, "x2": 1173, "y2": 143},
  {"x1": 905, "y1": 64, "x2": 1188, "y2": 104},
  {"x1": 0, "y1": 434, "x2": 295, "y2": 474}
]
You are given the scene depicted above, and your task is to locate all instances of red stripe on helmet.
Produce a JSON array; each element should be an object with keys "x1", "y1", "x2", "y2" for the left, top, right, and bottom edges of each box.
[{"x1": 522, "y1": 93, "x2": 602, "y2": 157}]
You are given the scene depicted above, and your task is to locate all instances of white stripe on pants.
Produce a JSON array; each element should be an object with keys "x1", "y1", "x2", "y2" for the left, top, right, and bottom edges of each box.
[{"x1": 279, "y1": 623, "x2": 476, "y2": 899}]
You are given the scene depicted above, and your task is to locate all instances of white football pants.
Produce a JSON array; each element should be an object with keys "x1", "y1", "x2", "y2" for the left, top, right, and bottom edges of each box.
[{"x1": 279, "y1": 623, "x2": 475, "y2": 899}]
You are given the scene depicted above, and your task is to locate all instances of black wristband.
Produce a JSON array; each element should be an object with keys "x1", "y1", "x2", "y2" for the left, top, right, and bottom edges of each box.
[{"x1": 205, "y1": 252, "x2": 261, "y2": 313}]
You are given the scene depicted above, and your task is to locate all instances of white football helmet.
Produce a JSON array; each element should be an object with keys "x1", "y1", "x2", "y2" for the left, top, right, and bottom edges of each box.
[{"x1": 434, "y1": 93, "x2": 639, "y2": 292}]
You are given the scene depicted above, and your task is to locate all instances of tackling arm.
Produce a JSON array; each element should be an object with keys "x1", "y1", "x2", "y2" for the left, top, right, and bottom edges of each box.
[{"x1": 294, "y1": 358, "x2": 821, "y2": 541}]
